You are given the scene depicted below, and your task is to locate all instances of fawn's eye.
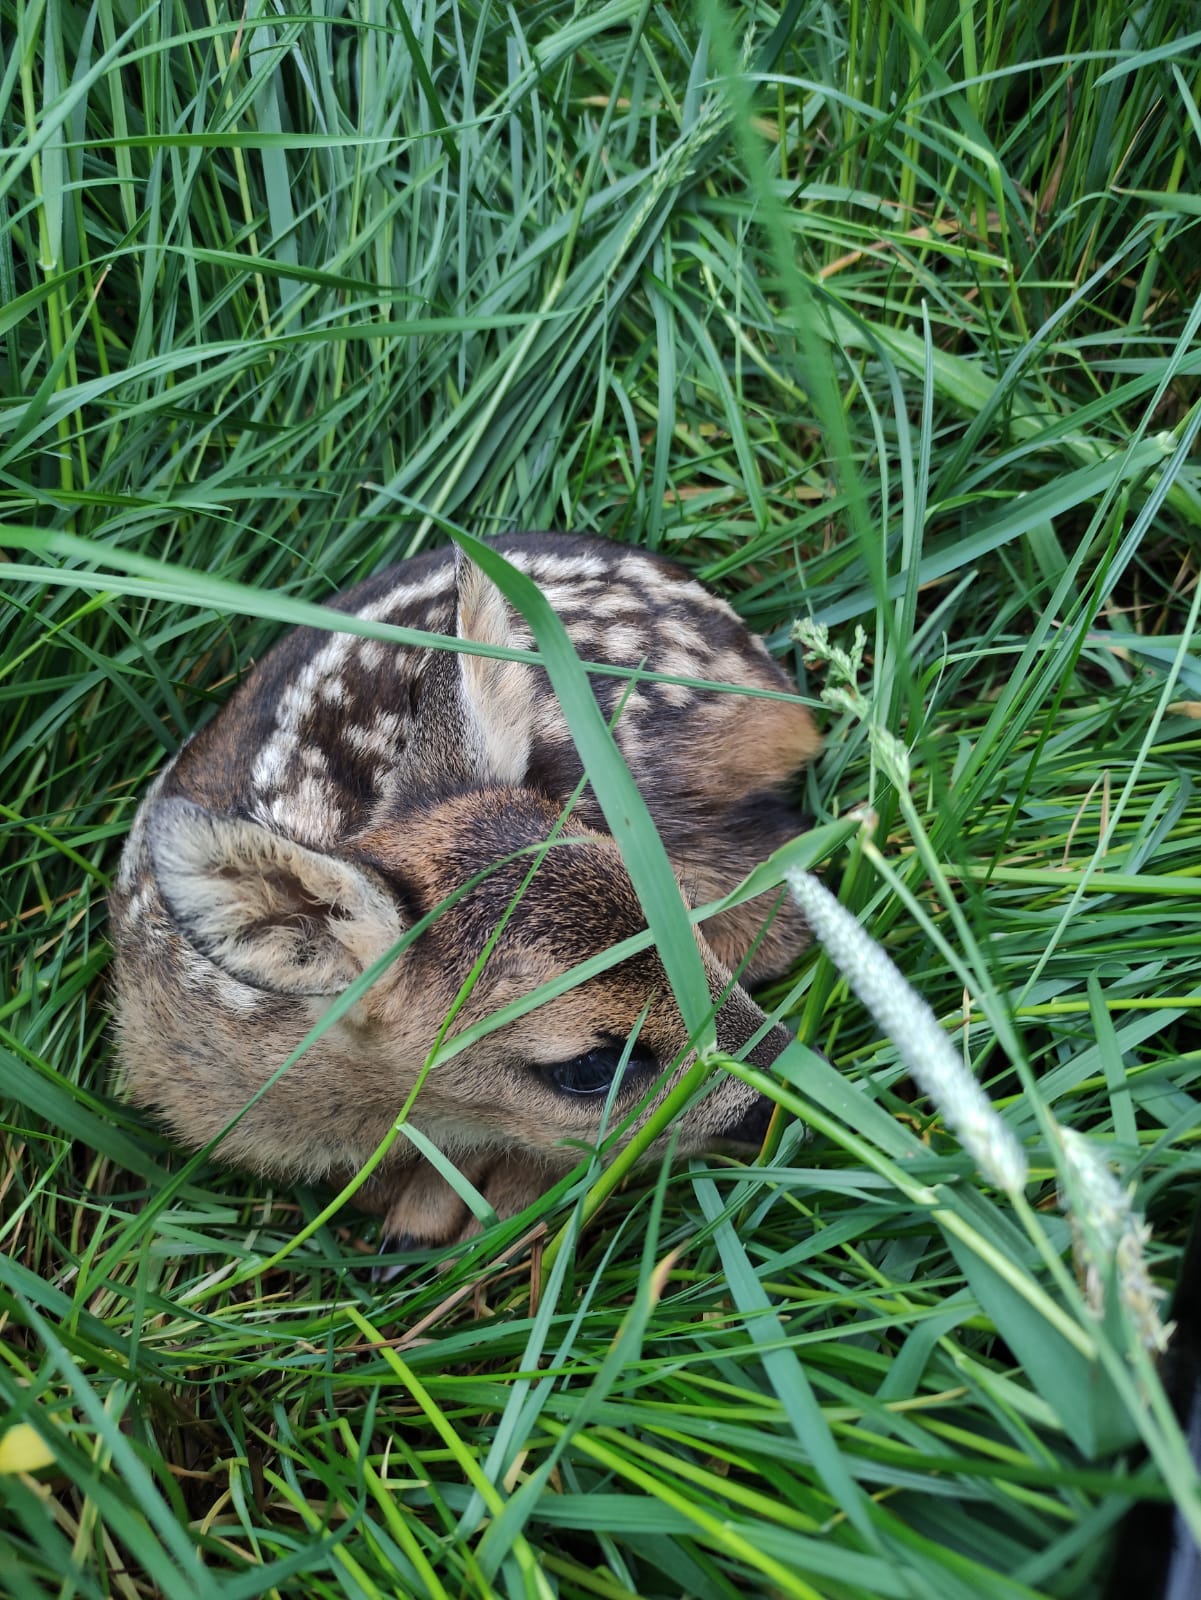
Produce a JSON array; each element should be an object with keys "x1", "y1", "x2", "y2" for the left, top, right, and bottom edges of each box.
[{"x1": 543, "y1": 1043, "x2": 657, "y2": 1097}]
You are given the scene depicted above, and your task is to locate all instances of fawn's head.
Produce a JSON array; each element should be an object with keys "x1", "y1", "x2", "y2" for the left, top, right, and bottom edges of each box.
[{"x1": 145, "y1": 783, "x2": 784, "y2": 1166}]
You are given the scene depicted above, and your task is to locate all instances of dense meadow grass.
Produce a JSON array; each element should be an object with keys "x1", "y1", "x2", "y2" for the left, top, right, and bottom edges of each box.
[{"x1": 3, "y1": 1, "x2": 1201, "y2": 1595}]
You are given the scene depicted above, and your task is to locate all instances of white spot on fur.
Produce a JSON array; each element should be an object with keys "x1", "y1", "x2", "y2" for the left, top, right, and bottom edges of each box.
[
  {"x1": 536, "y1": 580, "x2": 603, "y2": 610},
  {"x1": 617, "y1": 722, "x2": 646, "y2": 765},
  {"x1": 619, "y1": 556, "x2": 666, "y2": 588},
  {"x1": 604, "y1": 624, "x2": 649, "y2": 661},
  {"x1": 617, "y1": 556, "x2": 733, "y2": 616},
  {"x1": 658, "y1": 646, "x2": 709, "y2": 685},
  {"x1": 346, "y1": 712, "x2": 405, "y2": 760},
  {"x1": 214, "y1": 973, "x2": 265, "y2": 1012},
  {"x1": 523, "y1": 553, "x2": 607, "y2": 582},
  {"x1": 565, "y1": 625, "x2": 598, "y2": 653},
  {"x1": 251, "y1": 731, "x2": 290, "y2": 790},
  {"x1": 367, "y1": 568, "x2": 455, "y2": 620},
  {"x1": 614, "y1": 689, "x2": 649, "y2": 718},
  {"x1": 263, "y1": 779, "x2": 343, "y2": 843},
  {"x1": 587, "y1": 591, "x2": 639, "y2": 620}
]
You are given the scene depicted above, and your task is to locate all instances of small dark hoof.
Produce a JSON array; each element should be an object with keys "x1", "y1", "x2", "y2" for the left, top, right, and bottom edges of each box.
[{"x1": 370, "y1": 1231, "x2": 419, "y2": 1284}]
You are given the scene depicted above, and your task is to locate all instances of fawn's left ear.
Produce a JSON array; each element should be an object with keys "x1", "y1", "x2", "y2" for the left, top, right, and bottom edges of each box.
[
  {"x1": 148, "y1": 798, "x2": 406, "y2": 994},
  {"x1": 454, "y1": 549, "x2": 537, "y2": 785}
]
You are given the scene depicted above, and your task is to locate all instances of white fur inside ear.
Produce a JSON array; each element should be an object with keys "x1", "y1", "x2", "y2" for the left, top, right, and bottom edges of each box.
[
  {"x1": 455, "y1": 550, "x2": 535, "y2": 785},
  {"x1": 148, "y1": 798, "x2": 404, "y2": 995}
]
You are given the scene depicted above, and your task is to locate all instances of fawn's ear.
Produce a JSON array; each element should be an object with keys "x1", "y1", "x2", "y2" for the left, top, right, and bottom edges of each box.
[
  {"x1": 148, "y1": 799, "x2": 405, "y2": 995},
  {"x1": 454, "y1": 549, "x2": 537, "y2": 785}
]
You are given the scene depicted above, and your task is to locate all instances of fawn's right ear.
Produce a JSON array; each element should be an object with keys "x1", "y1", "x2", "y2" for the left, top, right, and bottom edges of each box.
[
  {"x1": 147, "y1": 799, "x2": 405, "y2": 995},
  {"x1": 454, "y1": 549, "x2": 536, "y2": 785}
]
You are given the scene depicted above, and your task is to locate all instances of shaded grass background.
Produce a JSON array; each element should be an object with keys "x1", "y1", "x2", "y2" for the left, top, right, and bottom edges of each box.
[{"x1": 2, "y1": 0, "x2": 1201, "y2": 1595}]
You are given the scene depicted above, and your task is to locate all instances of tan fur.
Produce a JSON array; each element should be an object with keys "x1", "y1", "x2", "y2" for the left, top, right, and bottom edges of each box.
[
  {"x1": 709, "y1": 693, "x2": 824, "y2": 791},
  {"x1": 110, "y1": 534, "x2": 820, "y2": 1247},
  {"x1": 660, "y1": 694, "x2": 823, "y2": 980}
]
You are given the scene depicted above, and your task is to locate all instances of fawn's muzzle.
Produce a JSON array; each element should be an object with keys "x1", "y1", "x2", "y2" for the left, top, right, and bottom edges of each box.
[
  {"x1": 718, "y1": 1017, "x2": 793, "y2": 1147},
  {"x1": 722, "y1": 1092, "x2": 777, "y2": 1148}
]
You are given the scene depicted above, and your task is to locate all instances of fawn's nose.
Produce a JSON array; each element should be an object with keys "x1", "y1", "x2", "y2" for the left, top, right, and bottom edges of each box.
[
  {"x1": 722, "y1": 1091, "x2": 778, "y2": 1148},
  {"x1": 716, "y1": 1016, "x2": 793, "y2": 1148}
]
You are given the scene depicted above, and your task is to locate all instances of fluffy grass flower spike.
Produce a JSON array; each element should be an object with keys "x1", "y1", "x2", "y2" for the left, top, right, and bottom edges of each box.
[
  {"x1": 1054, "y1": 1124, "x2": 1172, "y2": 1356},
  {"x1": 785, "y1": 868, "x2": 1028, "y2": 1196}
]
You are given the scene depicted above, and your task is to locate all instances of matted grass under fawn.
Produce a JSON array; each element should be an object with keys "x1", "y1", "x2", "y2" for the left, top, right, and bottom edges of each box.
[{"x1": 109, "y1": 535, "x2": 821, "y2": 1249}]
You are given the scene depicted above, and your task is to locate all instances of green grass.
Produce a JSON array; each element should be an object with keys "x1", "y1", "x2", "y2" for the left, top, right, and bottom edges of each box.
[{"x1": 3, "y1": 1, "x2": 1201, "y2": 1595}]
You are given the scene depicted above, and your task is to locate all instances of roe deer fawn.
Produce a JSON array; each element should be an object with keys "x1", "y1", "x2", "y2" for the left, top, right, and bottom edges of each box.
[{"x1": 109, "y1": 535, "x2": 821, "y2": 1247}]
